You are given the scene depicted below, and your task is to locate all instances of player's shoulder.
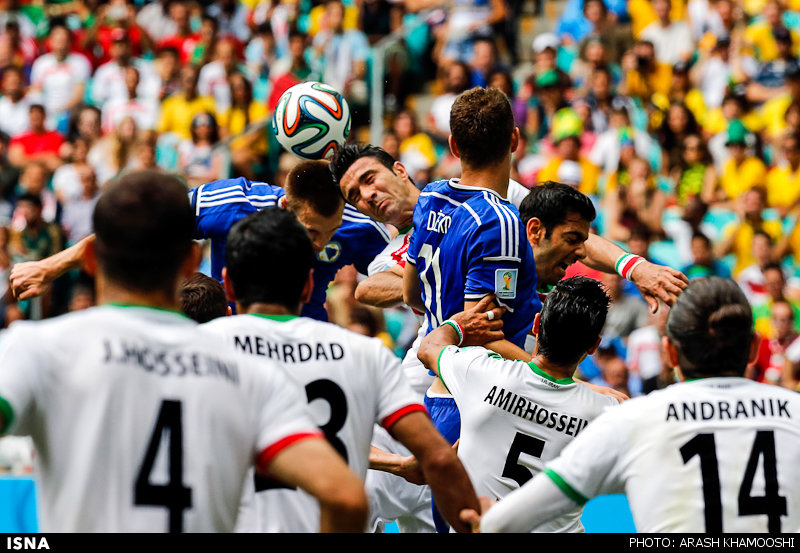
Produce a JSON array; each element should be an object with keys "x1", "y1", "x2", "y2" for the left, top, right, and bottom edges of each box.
[
  {"x1": 338, "y1": 204, "x2": 391, "y2": 242},
  {"x1": 196, "y1": 177, "x2": 283, "y2": 197},
  {"x1": 191, "y1": 177, "x2": 284, "y2": 213}
]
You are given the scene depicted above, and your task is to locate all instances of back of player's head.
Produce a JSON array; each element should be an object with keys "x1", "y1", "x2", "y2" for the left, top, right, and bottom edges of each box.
[
  {"x1": 284, "y1": 160, "x2": 343, "y2": 217},
  {"x1": 181, "y1": 272, "x2": 228, "y2": 323},
  {"x1": 536, "y1": 277, "x2": 611, "y2": 366},
  {"x1": 666, "y1": 277, "x2": 753, "y2": 378},
  {"x1": 330, "y1": 142, "x2": 396, "y2": 184},
  {"x1": 519, "y1": 181, "x2": 596, "y2": 238},
  {"x1": 225, "y1": 207, "x2": 314, "y2": 310},
  {"x1": 93, "y1": 170, "x2": 194, "y2": 294},
  {"x1": 449, "y1": 87, "x2": 514, "y2": 169}
]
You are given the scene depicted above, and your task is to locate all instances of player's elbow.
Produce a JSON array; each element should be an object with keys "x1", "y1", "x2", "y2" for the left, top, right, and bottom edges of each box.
[
  {"x1": 317, "y1": 478, "x2": 369, "y2": 532},
  {"x1": 353, "y1": 280, "x2": 371, "y2": 305},
  {"x1": 419, "y1": 443, "x2": 460, "y2": 477}
]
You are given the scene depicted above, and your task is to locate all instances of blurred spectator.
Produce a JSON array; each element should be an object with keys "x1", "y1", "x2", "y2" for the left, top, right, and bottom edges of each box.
[
  {"x1": 672, "y1": 133, "x2": 716, "y2": 206},
  {"x1": 641, "y1": 0, "x2": 693, "y2": 65},
  {"x1": 394, "y1": 110, "x2": 436, "y2": 184},
  {"x1": 765, "y1": 132, "x2": 800, "y2": 214},
  {"x1": 153, "y1": 46, "x2": 182, "y2": 101},
  {"x1": 52, "y1": 137, "x2": 91, "y2": 205},
  {"x1": 245, "y1": 22, "x2": 276, "y2": 84},
  {"x1": 136, "y1": 0, "x2": 177, "y2": 43},
  {"x1": 590, "y1": 341, "x2": 638, "y2": 397},
  {"x1": 468, "y1": 38, "x2": 505, "y2": 89},
  {"x1": 526, "y1": 69, "x2": 570, "y2": 143},
  {"x1": 91, "y1": 28, "x2": 160, "y2": 109},
  {"x1": 719, "y1": 187, "x2": 782, "y2": 275},
  {"x1": 102, "y1": 66, "x2": 160, "y2": 134},
  {"x1": 752, "y1": 262, "x2": 800, "y2": 336},
  {"x1": 88, "y1": 115, "x2": 139, "y2": 185},
  {"x1": 29, "y1": 22, "x2": 91, "y2": 133},
  {"x1": 156, "y1": 1, "x2": 201, "y2": 64},
  {"x1": 601, "y1": 272, "x2": 651, "y2": 340},
  {"x1": 8, "y1": 104, "x2": 65, "y2": 171},
  {"x1": 427, "y1": 61, "x2": 471, "y2": 143},
  {"x1": 14, "y1": 162, "x2": 56, "y2": 225},
  {"x1": 681, "y1": 232, "x2": 732, "y2": 279},
  {"x1": 157, "y1": 65, "x2": 217, "y2": 140},
  {"x1": 268, "y1": 29, "x2": 312, "y2": 111},
  {"x1": 590, "y1": 105, "x2": 654, "y2": 178},
  {"x1": 750, "y1": 299, "x2": 799, "y2": 385},
  {"x1": 743, "y1": 0, "x2": 797, "y2": 64},
  {"x1": 440, "y1": 0, "x2": 507, "y2": 63},
  {"x1": 191, "y1": 14, "x2": 221, "y2": 68},
  {"x1": 714, "y1": 120, "x2": 766, "y2": 203},
  {"x1": 657, "y1": 102, "x2": 700, "y2": 179},
  {"x1": 626, "y1": 306, "x2": 669, "y2": 394},
  {"x1": 219, "y1": 73, "x2": 269, "y2": 179},
  {"x1": 179, "y1": 112, "x2": 225, "y2": 188},
  {"x1": 0, "y1": 66, "x2": 31, "y2": 137},
  {"x1": 60, "y1": 165, "x2": 99, "y2": 245},
  {"x1": 537, "y1": 108, "x2": 600, "y2": 195},
  {"x1": 347, "y1": 304, "x2": 394, "y2": 350},
  {"x1": 737, "y1": 230, "x2": 778, "y2": 305},
  {"x1": 198, "y1": 39, "x2": 245, "y2": 113},
  {"x1": 8, "y1": 192, "x2": 62, "y2": 263},
  {"x1": 0, "y1": 132, "x2": 18, "y2": 207},
  {"x1": 207, "y1": 0, "x2": 251, "y2": 44},
  {"x1": 604, "y1": 157, "x2": 665, "y2": 241}
]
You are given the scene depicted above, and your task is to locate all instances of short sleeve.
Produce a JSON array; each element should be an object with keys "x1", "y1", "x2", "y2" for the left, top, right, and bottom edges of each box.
[
  {"x1": 463, "y1": 205, "x2": 523, "y2": 301},
  {"x1": 0, "y1": 324, "x2": 42, "y2": 435},
  {"x1": 372, "y1": 341, "x2": 426, "y2": 430},
  {"x1": 437, "y1": 345, "x2": 499, "y2": 398},
  {"x1": 348, "y1": 222, "x2": 391, "y2": 275},
  {"x1": 246, "y1": 357, "x2": 323, "y2": 468},
  {"x1": 545, "y1": 407, "x2": 628, "y2": 500}
]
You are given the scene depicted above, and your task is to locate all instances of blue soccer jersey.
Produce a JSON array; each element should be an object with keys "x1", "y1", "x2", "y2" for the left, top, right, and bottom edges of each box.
[
  {"x1": 406, "y1": 179, "x2": 540, "y2": 348},
  {"x1": 189, "y1": 178, "x2": 391, "y2": 321}
]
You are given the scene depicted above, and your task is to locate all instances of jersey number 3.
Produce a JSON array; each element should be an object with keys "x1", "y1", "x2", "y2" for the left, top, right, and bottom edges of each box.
[
  {"x1": 680, "y1": 430, "x2": 787, "y2": 532},
  {"x1": 134, "y1": 400, "x2": 193, "y2": 533}
]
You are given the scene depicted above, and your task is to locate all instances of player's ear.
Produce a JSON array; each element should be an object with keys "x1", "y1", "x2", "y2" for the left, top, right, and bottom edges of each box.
[
  {"x1": 585, "y1": 336, "x2": 602, "y2": 355},
  {"x1": 662, "y1": 335, "x2": 680, "y2": 372},
  {"x1": 749, "y1": 332, "x2": 762, "y2": 364},
  {"x1": 300, "y1": 269, "x2": 314, "y2": 305},
  {"x1": 82, "y1": 238, "x2": 97, "y2": 276},
  {"x1": 531, "y1": 312, "x2": 541, "y2": 336},
  {"x1": 393, "y1": 160, "x2": 409, "y2": 180},
  {"x1": 526, "y1": 217, "x2": 545, "y2": 246},
  {"x1": 448, "y1": 135, "x2": 460, "y2": 159},
  {"x1": 222, "y1": 267, "x2": 237, "y2": 303},
  {"x1": 510, "y1": 127, "x2": 520, "y2": 154}
]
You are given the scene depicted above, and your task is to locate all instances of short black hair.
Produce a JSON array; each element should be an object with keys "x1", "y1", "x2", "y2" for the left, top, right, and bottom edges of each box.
[
  {"x1": 225, "y1": 208, "x2": 314, "y2": 310},
  {"x1": 666, "y1": 277, "x2": 753, "y2": 378},
  {"x1": 537, "y1": 277, "x2": 611, "y2": 366},
  {"x1": 284, "y1": 160, "x2": 343, "y2": 217},
  {"x1": 16, "y1": 192, "x2": 42, "y2": 209},
  {"x1": 519, "y1": 181, "x2": 596, "y2": 238},
  {"x1": 762, "y1": 261, "x2": 785, "y2": 277},
  {"x1": 330, "y1": 142, "x2": 396, "y2": 186},
  {"x1": 93, "y1": 171, "x2": 194, "y2": 294},
  {"x1": 181, "y1": 272, "x2": 228, "y2": 323}
]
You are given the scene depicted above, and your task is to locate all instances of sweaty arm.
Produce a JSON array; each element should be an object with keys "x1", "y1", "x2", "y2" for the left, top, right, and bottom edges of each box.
[
  {"x1": 263, "y1": 437, "x2": 369, "y2": 532},
  {"x1": 582, "y1": 233, "x2": 688, "y2": 313},
  {"x1": 355, "y1": 264, "x2": 404, "y2": 308},
  {"x1": 10, "y1": 234, "x2": 94, "y2": 300}
]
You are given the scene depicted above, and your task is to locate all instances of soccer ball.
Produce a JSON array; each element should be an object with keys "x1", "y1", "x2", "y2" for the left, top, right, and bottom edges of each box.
[{"x1": 272, "y1": 81, "x2": 351, "y2": 160}]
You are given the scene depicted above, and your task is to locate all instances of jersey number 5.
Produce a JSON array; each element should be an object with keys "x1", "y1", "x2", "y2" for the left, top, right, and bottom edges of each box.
[
  {"x1": 134, "y1": 400, "x2": 193, "y2": 533},
  {"x1": 680, "y1": 430, "x2": 787, "y2": 532},
  {"x1": 502, "y1": 432, "x2": 546, "y2": 487}
]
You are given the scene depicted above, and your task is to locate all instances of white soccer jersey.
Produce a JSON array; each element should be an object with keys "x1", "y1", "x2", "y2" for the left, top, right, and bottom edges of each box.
[
  {"x1": 546, "y1": 377, "x2": 800, "y2": 533},
  {"x1": 0, "y1": 305, "x2": 320, "y2": 533},
  {"x1": 202, "y1": 314, "x2": 424, "y2": 533},
  {"x1": 438, "y1": 345, "x2": 618, "y2": 532},
  {"x1": 29, "y1": 53, "x2": 91, "y2": 121}
]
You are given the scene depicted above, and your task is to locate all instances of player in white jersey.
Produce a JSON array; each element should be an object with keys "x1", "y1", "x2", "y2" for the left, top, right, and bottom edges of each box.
[
  {"x1": 417, "y1": 278, "x2": 619, "y2": 532},
  {"x1": 205, "y1": 207, "x2": 483, "y2": 533},
  {"x1": 464, "y1": 277, "x2": 800, "y2": 533},
  {"x1": 0, "y1": 172, "x2": 368, "y2": 532}
]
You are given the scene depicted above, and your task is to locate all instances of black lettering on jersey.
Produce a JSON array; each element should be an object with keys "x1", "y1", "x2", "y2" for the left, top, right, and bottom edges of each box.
[
  {"x1": 701, "y1": 402, "x2": 715, "y2": 420},
  {"x1": 512, "y1": 396, "x2": 526, "y2": 417},
  {"x1": 524, "y1": 402, "x2": 537, "y2": 421},
  {"x1": 556, "y1": 414, "x2": 568, "y2": 433},
  {"x1": 752, "y1": 399, "x2": 766, "y2": 417},
  {"x1": 255, "y1": 337, "x2": 265, "y2": 356},
  {"x1": 666, "y1": 399, "x2": 792, "y2": 421},
  {"x1": 735, "y1": 401, "x2": 748, "y2": 418},
  {"x1": 719, "y1": 401, "x2": 732, "y2": 419},
  {"x1": 547, "y1": 411, "x2": 558, "y2": 428},
  {"x1": 330, "y1": 343, "x2": 344, "y2": 361},
  {"x1": 535, "y1": 408, "x2": 548, "y2": 425},
  {"x1": 484, "y1": 386, "x2": 497, "y2": 404},
  {"x1": 778, "y1": 400, "x2": 790, "y2": 418},
  {"x1": 683, "y1": 402, "x2": 697, "y2": 420},
  {"x1": 316, "y1": 343, "x2": 329, "y2": 361},
  {"x1": 298, "y1": 343, "x2": 312, "y2": 362},
  {"x1": 235, "y1": 336, "x2": 252, "y2": 354},
  {"x1": 565, "y1": 416, "x2": 577, "y2": 436},
  {"x1": 666, "y1": 403, "x2": 679, "y2": 421},
  {"x1": 103, "y1": 340, "x2": 113, "y2": 363},
  {"x1": 282, "y1": 344, "x2": 296, "y2": 363},
  {"x1": 266, "y1": 340, "x2": 279, "y2": 359},
  {"x1": 495, "y1": 388, "x2": 514, "y2": 411}
]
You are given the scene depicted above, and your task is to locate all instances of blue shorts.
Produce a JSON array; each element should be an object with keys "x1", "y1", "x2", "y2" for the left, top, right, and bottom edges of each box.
[{"x1": 423, "y1": 393, "x2": 461, "y2": 532}]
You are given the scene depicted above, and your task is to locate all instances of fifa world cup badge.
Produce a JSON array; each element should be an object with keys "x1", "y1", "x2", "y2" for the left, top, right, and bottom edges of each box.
[{"x1": 494, "y1": 269, "x2": 518, "y2": 299}]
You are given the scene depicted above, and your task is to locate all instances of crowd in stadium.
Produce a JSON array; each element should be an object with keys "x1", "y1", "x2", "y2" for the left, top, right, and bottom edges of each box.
[{"x1": 0, "y1": 0, "x2": 798, "y2": 478}]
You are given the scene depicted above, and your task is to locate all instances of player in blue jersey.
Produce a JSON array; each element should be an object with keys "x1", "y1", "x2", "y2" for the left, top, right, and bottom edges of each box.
[{"x1": 9, "y1": 163, "x2": 391, "y2": 322}]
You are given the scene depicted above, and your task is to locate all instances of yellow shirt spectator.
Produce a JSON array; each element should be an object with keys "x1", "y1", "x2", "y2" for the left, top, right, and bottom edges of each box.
[
  {"x1": 760, "y1": 93, "x2": 794, "y2": 139},
  {"x1": 766, "y1": 163, "x2": 800, "y2": 208},
  {"x1": 219, "y1": 102, "x2": 270, "y2": 155},
  {"x1": 720, "y1": 157, "x2": 767, "y2": 201},
  {"x1": 629, "y1": 0, "x2": 686, "y2": 38},
  {"x1": 744, "y1": 20, "x2": 800, "y2": 62},
  {"x1": 537, "y1": 157, "x2": 601, "y2": 196},
  {"x1": 157, "y1": 94, "x2": 217, "y2": 140},
  {"x1": 724, "y1": 218, "x2": 783, "y2": 275}
]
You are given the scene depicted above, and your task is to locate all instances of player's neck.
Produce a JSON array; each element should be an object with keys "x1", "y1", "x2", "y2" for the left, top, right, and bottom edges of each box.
[
  {"x1": 530, "y1": 354, "x2": 575, "y2": 381},
  {"x1": 97, "y1": 281, "x2": 181, "y2": 313},
  {"x1": 242, "y1": 302, "x2": 301, "y2": 317},
  {"x1": 459, "y1": 160, "x2": 511, "y2": 198}
]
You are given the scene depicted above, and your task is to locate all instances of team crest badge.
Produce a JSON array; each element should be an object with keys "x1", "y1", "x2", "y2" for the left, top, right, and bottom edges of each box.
[
  {"x1": 318, "y1": 241, "x2": 342, "y2": 263},
  {"x1": 495, "y1": 268, "x2": 518, "y2": 299}
]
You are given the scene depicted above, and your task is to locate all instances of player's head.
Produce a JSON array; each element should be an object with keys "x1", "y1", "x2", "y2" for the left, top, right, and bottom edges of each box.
[
  {"x1": 519, "y1": 181, "x2": 596, "y2": 285},
  {"x1": 449, "y1": 87, "x2": 519, "y2": 170},
  {"x1": 665, "y1": 277, "x2": 756, "y2": 379},
  {"x1": 224, "y1": 207, "x2": 315, "y2": 312},
  {"x1": 533, "y1": 277, "x2": 611, "y2": 367},
  {"x1": 283, "y1": 160, "x2": 344, "y2": 253},
  {"x1": 180, "y1": 272, "x2": 230, "y2": 323},
  {"x1": 91, "y1": 171, "x2": 197, "y2": 296},
  {"x1": 331, "y1": 142, "x2": 417, "y2": 228}
]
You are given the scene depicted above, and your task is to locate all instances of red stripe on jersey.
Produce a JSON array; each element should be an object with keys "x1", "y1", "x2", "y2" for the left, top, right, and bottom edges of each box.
[
  {"x1": 381, "y1": 404, "x2": 428, "y2": 431},
  {"x1": 256, "y1": 431, "x2": 323, "y2": 472}
]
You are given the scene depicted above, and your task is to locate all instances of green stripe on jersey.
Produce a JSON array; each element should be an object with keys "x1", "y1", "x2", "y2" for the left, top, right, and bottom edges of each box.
[
  {"x1": 248, "y1": 313, "x2": 298, "y2": 322},
  {"x1": 529, "y1": 362, "x2": 574, "y2": 385},
  {"x1": 436, "y1": 347, "x2": 452, "y2": 393},
  {"x1": 545, "y1": 468, "x2": 589, "y2": 505},
  {"x1": 0, "y1": 396, "x2": 14, "y2": 434}
]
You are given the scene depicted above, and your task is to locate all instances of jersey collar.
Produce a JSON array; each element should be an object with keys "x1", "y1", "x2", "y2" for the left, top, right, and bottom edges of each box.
[
  {"x1": 528, "y1": 362, "x2": 575, "y2": 385},
  {"x1": 104, "y1": 302, "x2": 190, "y2": 320},
  {"x1": 447, "y1": 178, "x2": 510, "y2": 203},
  {"x1": 247, "y1": 313, "x2": 298, "y2": 322}
]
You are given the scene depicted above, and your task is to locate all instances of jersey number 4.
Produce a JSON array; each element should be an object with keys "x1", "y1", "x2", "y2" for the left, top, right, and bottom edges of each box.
[
  {"x1": 134, "y1": 400, "x2": 193, "y2": 533},
  {"x1": 254, "y1": 379, "x2": 349, "y2": 492},
  {"x1": 680, "y1": 430, "x2": 787, "y2": 532}
]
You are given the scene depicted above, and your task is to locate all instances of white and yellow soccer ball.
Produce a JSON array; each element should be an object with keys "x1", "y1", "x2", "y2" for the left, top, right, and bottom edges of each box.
[{"x1": 272, "y1": 81, "x2": 351, "y2": 160}]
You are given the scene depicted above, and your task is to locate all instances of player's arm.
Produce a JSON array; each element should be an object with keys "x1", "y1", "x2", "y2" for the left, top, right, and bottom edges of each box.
[
  {"x1": 402, "y1": 260, "x2": 426, "y2": 313},
  {"x1": 465, "y1": 298, "x2": 532, "y2": 362},
  {"x1": 460, "y1": 472, "x2": 581, "y2": 533},
  {"x1": 260, "y1": 436, "x2": 368, "y2": 532},
  {"x1": 368, "y1": 445, "x2": 425, "y2": 485},
  {"x1": 355, "y1": 264, "x2": 405, "y2": 308},
  {"x1": 10, "y1": 234, "x2": 95, "y2": 300},
  {"x1": 582, "y1": 233, "x2": 688, "y2": 313},
  {"x1": 417, "y1": 295, "x2": 506, "y2": 373},
  {"x1": 388, "y1": 410, "x2": 481, "y2": 533}
]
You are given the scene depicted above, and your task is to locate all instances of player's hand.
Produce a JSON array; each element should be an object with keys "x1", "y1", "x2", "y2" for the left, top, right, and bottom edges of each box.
[
  {"x1": 459, "y1": 496, "x2": 496, "y2": 533},
  {"x1": 396, "y1": 455, "x2": 426, "y2": 485},
  {"x1": 630, "y1": 261, "x2": 689, "y2": 314},
  {"x1": 452, "y1": 295, "x2": 505, "y2": 346},
  {"x1": 580, "y1": 381, "x2": 629, "y2": 402},
  {"x1": 10, "y1": 261, "x2": 54, "y2": 300}
]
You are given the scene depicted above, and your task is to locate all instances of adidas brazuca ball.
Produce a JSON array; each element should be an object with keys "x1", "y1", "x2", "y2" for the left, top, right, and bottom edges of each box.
[{"x1": 272, "y1": 81, "x2": 351, "y2": 160}]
